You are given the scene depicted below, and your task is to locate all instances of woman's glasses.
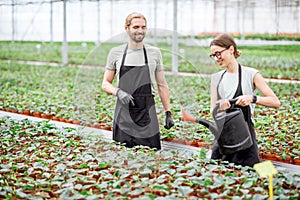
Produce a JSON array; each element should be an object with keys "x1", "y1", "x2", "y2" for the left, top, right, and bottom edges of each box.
[{"x1": 210, "y1": 47, "x2": 229, "y2": 60}]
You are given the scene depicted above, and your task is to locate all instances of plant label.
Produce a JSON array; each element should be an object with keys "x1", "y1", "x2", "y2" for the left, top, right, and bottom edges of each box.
[
  {"x1": 254, "y1": 160, "x2": 278, "y2": 178},
  {"x1": 254, "y1": 161, "x2": 278, "y2": 200}
]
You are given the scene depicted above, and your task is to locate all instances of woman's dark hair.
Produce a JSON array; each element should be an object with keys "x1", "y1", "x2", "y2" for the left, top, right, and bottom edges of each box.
[{"x1": 210, "y1": 33, "x2": 242, "y2": 58}]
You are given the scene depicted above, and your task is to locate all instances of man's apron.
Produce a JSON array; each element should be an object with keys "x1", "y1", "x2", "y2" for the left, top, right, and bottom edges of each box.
[
  {"x1": 211, "y1": 64, "x2": 260, "y2": 167},
  {"x1": 113, "y1": 45, "x2": 161, "y2": 150}
]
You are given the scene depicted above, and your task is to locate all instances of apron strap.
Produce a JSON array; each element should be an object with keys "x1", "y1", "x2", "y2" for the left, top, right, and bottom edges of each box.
[
  {"x1": 216, "y1": 70, "x2": 226, "y2": 100},
  {"x1": 233, "y1": 64, "x2": 242, "y2": 98},
  {"x1": 143, "y1": 46, "x2": 148, "y2": 64},
  {"x1": 217, "y1": 64, "x2": 242, "y2": 100},
  {"x1": 120, "y1": 44, "x2": 129, "y2": 67},
  {"x1": 121, "y1": 44, "x2": 148, "y2": 67}
]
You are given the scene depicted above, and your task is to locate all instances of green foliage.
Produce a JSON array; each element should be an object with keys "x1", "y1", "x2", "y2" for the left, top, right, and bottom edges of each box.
[
  {"x1": 0, "y1": 37, "x2": 299, "y2": 170},
  {"x1": 0, "y1": 41, "x2": 299, "y2": 80},
  {"x1": 0, "y1": 60, "x2": 299, "y2": 161},
  {"x1": 0, "y1": 116, "x2": 299, "y2": 199},
  {"x1": 194, "y1": 33, "x2": 300, "y2": 41}
]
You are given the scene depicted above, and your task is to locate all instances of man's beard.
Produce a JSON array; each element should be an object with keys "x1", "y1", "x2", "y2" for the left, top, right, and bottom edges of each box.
[{"x1": 132, "y1": 33, "x2": 145, "y2": 43}]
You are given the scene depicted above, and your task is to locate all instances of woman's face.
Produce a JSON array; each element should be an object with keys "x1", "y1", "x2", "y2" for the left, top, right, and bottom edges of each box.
[{"x1": 210, "y1": 45, "x2": 233, "y2": 68}]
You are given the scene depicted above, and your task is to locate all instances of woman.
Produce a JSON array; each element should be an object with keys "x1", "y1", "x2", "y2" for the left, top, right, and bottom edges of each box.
[{"x1": 209, "y1": 33, "x2": 280, "y2": 167}]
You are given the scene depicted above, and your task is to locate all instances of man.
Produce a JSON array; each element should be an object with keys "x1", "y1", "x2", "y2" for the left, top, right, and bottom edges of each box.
[{"x1": 101, "y1": 12, "x2": 174, "y2": 150}]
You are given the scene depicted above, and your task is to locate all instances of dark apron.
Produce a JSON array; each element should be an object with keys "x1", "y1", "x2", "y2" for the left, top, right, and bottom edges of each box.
[
  {"x1": 211, "y1": 64, "x2": 260, "y2": 167},
  {"x1": 113, "y1": 45, "x2": 161, "y2": 150}
]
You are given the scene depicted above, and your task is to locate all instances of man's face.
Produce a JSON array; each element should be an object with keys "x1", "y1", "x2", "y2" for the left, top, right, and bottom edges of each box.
[{"x1": 127, "y1": 18, "x2": 147, "y2": 43}]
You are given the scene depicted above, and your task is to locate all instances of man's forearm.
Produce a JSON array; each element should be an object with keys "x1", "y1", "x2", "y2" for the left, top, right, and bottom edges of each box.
[
  {"x1": 102, "y1": 80, "x2": 118, "y2": 96},
  {"x1": 158, "y1": 85, "x2": 171, "y2": 111}
]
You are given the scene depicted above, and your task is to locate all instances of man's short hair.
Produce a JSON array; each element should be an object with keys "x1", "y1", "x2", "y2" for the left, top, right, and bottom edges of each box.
[{"x1": 125, "y1": 12, "x2": 147, "y2": 29}]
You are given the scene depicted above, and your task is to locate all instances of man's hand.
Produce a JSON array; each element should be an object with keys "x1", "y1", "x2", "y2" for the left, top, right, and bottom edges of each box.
[
  {"x1": 164, "y1": 111, "x2": 174, "y2": 129},
  {"x1": 116, "y1": 89, "x2": 135, "y2": 106}
]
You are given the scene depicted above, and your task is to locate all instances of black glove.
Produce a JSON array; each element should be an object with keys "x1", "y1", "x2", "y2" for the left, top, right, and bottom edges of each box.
[
  {"x1": 116, "y1": 89, "x2": 135, "y2": 106},
  {"x1": 164, "y1": 111, "x2": 174, "y2": 129}
]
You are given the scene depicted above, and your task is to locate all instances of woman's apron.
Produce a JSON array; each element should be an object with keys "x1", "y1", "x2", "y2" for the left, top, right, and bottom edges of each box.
[
  {"x1": 113, "y1": 45, "x2": 161, "y2": 150},
  {"x1": 211, "y1": 64, "x2": 260, "y2": 167}
]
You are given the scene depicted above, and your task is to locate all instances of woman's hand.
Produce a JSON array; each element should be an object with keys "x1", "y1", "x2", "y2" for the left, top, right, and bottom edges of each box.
[
  {"x1": 235, "y1": 95, "x2": 253, "y2": 107},
  {"x1": 217, "y1": 99, "x2": 231, "y2": 111}
]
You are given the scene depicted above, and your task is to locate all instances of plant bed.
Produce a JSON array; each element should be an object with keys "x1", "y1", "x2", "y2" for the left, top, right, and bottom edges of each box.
[
  {"x1": 0, "y1": 116, "x2": 300, "y2": 199},
  {"x1": 0, "y1": 60, "x2": 299, "y2": 168},
  {"x1": 4, "y1": 106, "x2": 299, "y2": 167},
  {"x1": 1, "y1": 41, "x2": 300, "y2": 80}
]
